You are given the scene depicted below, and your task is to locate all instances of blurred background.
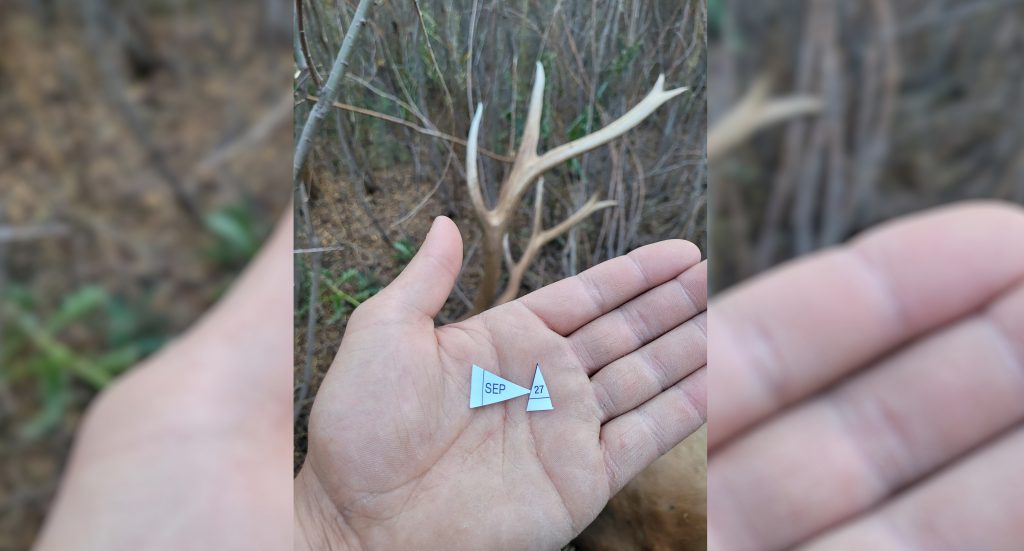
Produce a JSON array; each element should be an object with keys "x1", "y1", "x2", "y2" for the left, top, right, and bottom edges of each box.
[
  {"x1": 710, "y1": 0, "x2": 1024, "y2": 290},
  {"x1": 0, "y1": 1, "x2": 289, "y2": 548},
  {"x1": 292, "y1": 0, "x2": 707, "y2": 549}
]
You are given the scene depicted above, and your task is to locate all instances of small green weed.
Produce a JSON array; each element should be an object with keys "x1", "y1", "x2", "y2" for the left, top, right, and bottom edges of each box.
[
  {"x1": 297, "y1": 266, "x2": 381, "y2": 324},
  {"x1": 203, "y1": 201, "x2": 268, "y2": 269},
  {"x1": 392, "y1": 239, "x2": 416, "y2": 264},
  {"x1": 1, "y1": 285, "x2": 167, "y2": 439}
]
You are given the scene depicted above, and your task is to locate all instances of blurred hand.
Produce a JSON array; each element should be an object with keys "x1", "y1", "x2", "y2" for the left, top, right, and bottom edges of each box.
[
  {"x1": 297, "y1": 217, "x2": 707, "y2": 550},
  {"x1": 709, "y1": 202, "x2": 1024, "y2": 550},
  {"x1": 33, "y1": 214, "x2": 293, "y2": 551}
]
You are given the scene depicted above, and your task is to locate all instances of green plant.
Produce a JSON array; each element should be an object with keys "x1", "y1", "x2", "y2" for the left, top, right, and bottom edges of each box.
[
  {"x1": 297, "y1": 266, "x2": 381, "y2": 324},
  {"x1": 203, "y1": 201, "x2": 268, "y2": 268},
  {"x1": 1, "y1": 284, "x2": 167, "y2": 439},
  {"x1": 392, "y1": 239, "x2": 416, "y2": 264}
]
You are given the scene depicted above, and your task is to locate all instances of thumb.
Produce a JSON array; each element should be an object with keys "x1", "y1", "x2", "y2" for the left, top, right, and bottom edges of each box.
[{"x1": 377, "y1": 216, "x2": 463, "y2": 318}]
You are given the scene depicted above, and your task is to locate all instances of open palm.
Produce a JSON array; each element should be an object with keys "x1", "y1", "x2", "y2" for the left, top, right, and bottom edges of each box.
[
  {"x1": 298, "y1": 217, "x2": 707, "y2": 550},
  {"x1": 709, "y1": 202, "x2": 1024, "y2": 550}
]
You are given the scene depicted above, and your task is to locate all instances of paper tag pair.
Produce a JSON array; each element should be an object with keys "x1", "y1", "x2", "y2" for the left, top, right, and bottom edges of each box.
[{"x1": 469, "y1": 363, "x2": 553, "y2": 411}]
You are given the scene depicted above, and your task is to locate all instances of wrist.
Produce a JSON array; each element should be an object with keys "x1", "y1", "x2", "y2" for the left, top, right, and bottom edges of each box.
[{"x1": 295, "y1": 464, "x2": 364, "y2": 551}]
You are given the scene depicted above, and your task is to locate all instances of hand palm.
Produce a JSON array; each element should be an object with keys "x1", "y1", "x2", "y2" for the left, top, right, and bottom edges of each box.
[
  {"x1": 709, "y1": 203, "x2": 1024, "y2": 550},
  {"x1": 304, "y1": 217, "x2": 707, "y2": 549}
]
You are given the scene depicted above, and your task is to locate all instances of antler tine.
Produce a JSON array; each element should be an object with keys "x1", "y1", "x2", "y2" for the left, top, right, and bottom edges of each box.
[
  {"x1": 707, "y1": 77, "x2": 821, "y2": 161},
  {"x1": 531, "y1": 177, "x2": 546, "y2": 237},
  {"x1": 537, "y1": 194, "x2": 618, "y2": 244},
  {"x1": 502, "y1": 232, "x2": 514, "y2": 269},
  {"x1": 466, "y1": 103, "x2": 488, "y2": 216},
  {"x1": 493, "y1": 193, "x2": 618, "y2": 306},
  {"x1": 518, "y1": 62, "x2": 546, "y2": 160},
  {"x1": 527, "y1": 78, "x2": 688, "y2": 183}
]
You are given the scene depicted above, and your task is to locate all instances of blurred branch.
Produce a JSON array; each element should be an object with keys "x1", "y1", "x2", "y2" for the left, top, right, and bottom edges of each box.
[
  {"x1": 80, "y1": 0, "x2": 203, "y2": 227},
  {"x1": 193, "y1": 91, "x2": 293, "y2": 178},
  {"x1": 0, "y1": 223, "x2": 69, "y2": 243}
]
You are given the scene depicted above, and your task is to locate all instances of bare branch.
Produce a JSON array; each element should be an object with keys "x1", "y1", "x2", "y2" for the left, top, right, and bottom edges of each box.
[
  {"x1": 293, "y1": 0, "x2": 372, "y2": 182},
  {"x1": 309, "y1": 95, "x2": 513, "y2": 162}
]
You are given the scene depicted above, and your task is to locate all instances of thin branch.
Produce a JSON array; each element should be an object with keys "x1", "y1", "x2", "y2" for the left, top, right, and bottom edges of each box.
[
  {"x1": 80, "y1": 0, "x2": 203, "y2": 227},
  {"x1": 0, "y1": 223, "x2": 69, "y2": 243},
  {"x1": 411, "y1": 0, "x2": 455, "y2": 128},
  {"x1": 309, "y1": 95, "x2": 513, "y2": 162},
  {"x1": 294, "y1": 181, "x2": 321, "y2": 424},
  {"x1": 293, "y1": 0, "x2": 372, "y2": 424},
  {"x1": 193, "y1": 91, "x2": 292, "y2": 177},
  {"x1": 294, "y1": 246, "x2": 346, "y2": 254},
  {"x1": 293, "y1": 0, "x2": 372, "y2": 181},
  {"x1": 391, "y1": 152, "x2": 454, "y2": 228},
  {"x1": 295, "y1": 0, "x2": 322, "y2": 87}
]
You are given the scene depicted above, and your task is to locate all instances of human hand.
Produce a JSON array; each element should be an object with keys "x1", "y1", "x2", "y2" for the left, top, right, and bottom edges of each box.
[
  {"x1": 708, "y1": 202, "x2": 1024, "y2": 550},
  {"x1": 297, "y1": 216, "x2": 707, "y2": 550},
  {"x1": 33, "y1": 214, "x2": 294, "y2": 550}
]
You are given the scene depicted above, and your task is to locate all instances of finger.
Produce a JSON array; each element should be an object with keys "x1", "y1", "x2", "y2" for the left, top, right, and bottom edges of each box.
[
  {"x1": 592, "y1": 312, "x2": 706, "y2": 423},
  {"x1": 799, "y1": 425, "x2": 1024, "y2": 551},
  {"x1": 374, "y1": 216, "x2": 463, "y2": 319},
  {"x1": 569, "y1": 261, "x2": 705, "y2": 374},
  {"x1": 518, "y1": 240, "x2": 701, "y2": 336},
  {"x1": 708, "y1": 280, "x2": 1024, "y2": 551},
  {"x1": 709, "y1": 201, "x2": 1024, "y2": 449},
  {"x1": 601, "y1": 367, "x2": 706, "y2": 495}
]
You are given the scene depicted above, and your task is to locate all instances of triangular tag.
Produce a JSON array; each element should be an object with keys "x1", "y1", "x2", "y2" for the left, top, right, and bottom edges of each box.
[
  {"x1": 526, "y1": 363, "x2": 554, "y2": 411},
  {"x1": 469, "y1": 364, "x2": 531, "y2": 408}
]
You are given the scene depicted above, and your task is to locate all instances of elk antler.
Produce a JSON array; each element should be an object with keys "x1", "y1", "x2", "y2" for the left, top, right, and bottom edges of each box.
[
  {"x1": 466, "y1": 62, "x2": 687, "y2": 313},
  {"x1": 707, "y1": 77, "x2": 821, "y2": 162}
]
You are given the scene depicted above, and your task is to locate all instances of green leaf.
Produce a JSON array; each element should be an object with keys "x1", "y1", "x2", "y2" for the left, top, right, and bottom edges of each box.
[
  {"x1": 205, "y1": 209, "x2": 256, "y2": 254},
  {"x1": 18, "y1": 357, "x2": 69, "y2": 440},
  {"x1": 50, "y1": 285, "x2": 109, "y2": 332},
  {"x1": 393, "y1": 240, "x2": 416, "y2": 263}
]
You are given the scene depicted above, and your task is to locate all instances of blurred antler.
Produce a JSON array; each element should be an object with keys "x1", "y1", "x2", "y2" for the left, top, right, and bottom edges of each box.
[
  {"x1": 467, "y1": 62, "x2": 687, "y2": 313},
  {"x1": 707, "y1": 77, "x2": 821, "y2": 162}
]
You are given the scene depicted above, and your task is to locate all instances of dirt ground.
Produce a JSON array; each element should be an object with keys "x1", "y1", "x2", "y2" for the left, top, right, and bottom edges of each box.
[{"x1": 0, "y1": 4, "x2": 289, "y2": 549}]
